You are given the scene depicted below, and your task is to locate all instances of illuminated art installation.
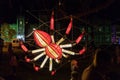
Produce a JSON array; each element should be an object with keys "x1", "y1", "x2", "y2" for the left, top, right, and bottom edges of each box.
[{"x1": 20, "y1": 12, "x2": 86, "y2": 72}]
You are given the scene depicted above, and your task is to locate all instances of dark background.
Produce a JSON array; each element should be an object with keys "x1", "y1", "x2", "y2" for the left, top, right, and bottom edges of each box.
[{"x1": 0, "y1": 0, "x2": 120, "y2": 25}]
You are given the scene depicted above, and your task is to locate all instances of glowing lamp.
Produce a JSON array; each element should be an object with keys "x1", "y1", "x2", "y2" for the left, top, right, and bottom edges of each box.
[
  {"x1": 34, "y1": 30, "x2": 52, "y2": 47},
  {"x1": 45, "y1": 43, "x2": 62, "y2": 59}
]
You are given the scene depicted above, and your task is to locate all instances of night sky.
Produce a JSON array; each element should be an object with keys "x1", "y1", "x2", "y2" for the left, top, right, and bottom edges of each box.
[{"x1": 0, "y1": 0, "x2": 120, "y2": 25}]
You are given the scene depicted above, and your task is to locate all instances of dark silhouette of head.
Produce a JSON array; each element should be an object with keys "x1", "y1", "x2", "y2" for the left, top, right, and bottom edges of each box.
[{"x1": 93, "y1": 48, "x2": 112, "y2": 67}]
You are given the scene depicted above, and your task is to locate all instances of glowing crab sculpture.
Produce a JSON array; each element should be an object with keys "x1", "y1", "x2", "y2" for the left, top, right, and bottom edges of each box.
[{"x1": 20, "y1": 12, "x2": 86, "y2": 71}]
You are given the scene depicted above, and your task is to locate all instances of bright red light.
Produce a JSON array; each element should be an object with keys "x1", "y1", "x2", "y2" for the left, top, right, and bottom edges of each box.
[
  {"x1": 76, "y1": 34, "x2": 83, "y2": 44},
  {"x1": 26, "y1": 58, "x2": 30, "y2": 62},
  {"x1": 25, "y1": 57, "x2": 30, "y2": 62},
  {"x1": 34, "y1": 66, "x2": 39, "y2": 71}
]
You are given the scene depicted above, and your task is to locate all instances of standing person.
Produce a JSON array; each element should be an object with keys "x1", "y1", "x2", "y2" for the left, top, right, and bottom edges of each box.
[
  {"x1": 8, "y1": 43, "x2": 18, "y2": 76},
  {"x1": 81, "y1": 48, "x2": 117, "y2": 80},
  {"x1": 70, "y1": 59, "x2": 79, "y2": 80}
]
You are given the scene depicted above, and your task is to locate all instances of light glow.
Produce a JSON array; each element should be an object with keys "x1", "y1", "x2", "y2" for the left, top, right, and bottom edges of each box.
[
  {"x1": 34, "y1": 30, "x2": 51, "y2": 47},
  {"x1": 32, "y1": 52, "x2": 45, "y2": 61},
  {"x1": 25, "y1": 56, "x2": 31, "y2": 62},
  {"x1": 62, "y1": 49, "x2": 75, "y2": 55},
  {"x1": 20, "y1": 13, "x2": 85, "y2": 71},
  {"x1": 60, "y1": 44, "x2": 72, "y2": 48},
  {"x1": 21, "y1": 44, "x2": 28, "y2": 52},
  {"x1": 55, "y1": 59, "x2": 60, "y2": 63},
  {"x1": 49, "y1": 58, "x2": 53, "y2": 71},
  {"x1": 56, "y1": 37, "x2": 65, "y2": 45},
  {"x1": 51, "y1": 35, "x2": 55, "y2": 43},
  {"x1": 62, "y1": 53, "x2": 69, "y2": 58},
  {"x1": 50, "y1": 11, "x2": 54, "y2": 30},
  {"x1": 32, "y1": 48, "x2": 45, "y2": 54},
  {"x1": 40, "y1": 56, "x2": 49, "y2": 68},
  {"x1": 65, "y1": 17, "x2": 72, "y2": 35},
  {"x1": 34, "y1": 65, "x2": 39, "y2": 71},
  {"x1": 79, "y1": 47, "x2": 86, "y2": 55}
]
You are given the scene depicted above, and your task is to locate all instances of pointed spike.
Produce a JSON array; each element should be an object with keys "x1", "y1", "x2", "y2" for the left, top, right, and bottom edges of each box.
[
  {"x1": 65, "y1": 17, "x2": 72, "y2": 35},
  {"x1": 50, "y1": 11, "x2": 54, "y2": 30},
  {"x1": 79, "y1": 47, "x2": 86, "y2": 55}
]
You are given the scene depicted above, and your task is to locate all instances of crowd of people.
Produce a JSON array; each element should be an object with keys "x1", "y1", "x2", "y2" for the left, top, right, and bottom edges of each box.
[
  {"x1": 0, "y1": 40, "x2": 18, "y2": 80},
  {"x1": 70, "y1": 45, "x2": 120, "y2": 80},
  {"x1": 1, "y1": 37, "x2": 120, "y2": 80}
]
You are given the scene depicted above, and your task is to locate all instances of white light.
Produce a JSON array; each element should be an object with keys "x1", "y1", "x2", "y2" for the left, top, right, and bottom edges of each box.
[
  {"x1": 36, "y1": 32, "x2": 48, "y2": 46},
  {"x1": 20, "y1": 21, "x2": 23, "y2": 24},
  {"x1": 62, "y1": 49, "x2": 75, "y2": 55},
  {"x1": 56, "y1": 37, "x2": 65, "y2": 45},
  {"x1": 60, "y1": 44, "x2": 72, "y2": 48},
  {"x1": 62, "y1": 53, "x2": 69, "y2": 58},
  {"x1": 26, "y1": 31, "x2": 34, "y2": 38},
  {"x1": 55, "y1": 59, "x2": 60, "y2": 63},
  {"x1": 32, "y1": 52, "x2": 45, "y2": 61},
  {"x1": 51, "y1": 35, "x2": 55, "y2": 43},
  {"x1": 32, "y1": 48, "x2": 45, "y2": 54},
  {"x1": 48, "y1": 46, "x2": 58, "y2": 58},
  {"x1": 40, "y1": 56, "x2": 49, "y2": 68},
  {"x1": 17, "y1": 35, "x2": 25, "y2": 41},
  {"x1": 49, "y1": 58, "x2": 53, "y2": 71}
]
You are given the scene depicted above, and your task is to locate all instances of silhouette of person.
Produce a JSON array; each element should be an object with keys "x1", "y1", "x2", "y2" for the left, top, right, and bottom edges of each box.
[
  {"x1": 81, "y1": 48, "x2": 118, "y2": 80},
  {"x1": 8, "y1": 43, "x2": 18, "y2": 76},
  {"x1": 70, "y1": 59, "x2": 79, "y2": 80}
]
